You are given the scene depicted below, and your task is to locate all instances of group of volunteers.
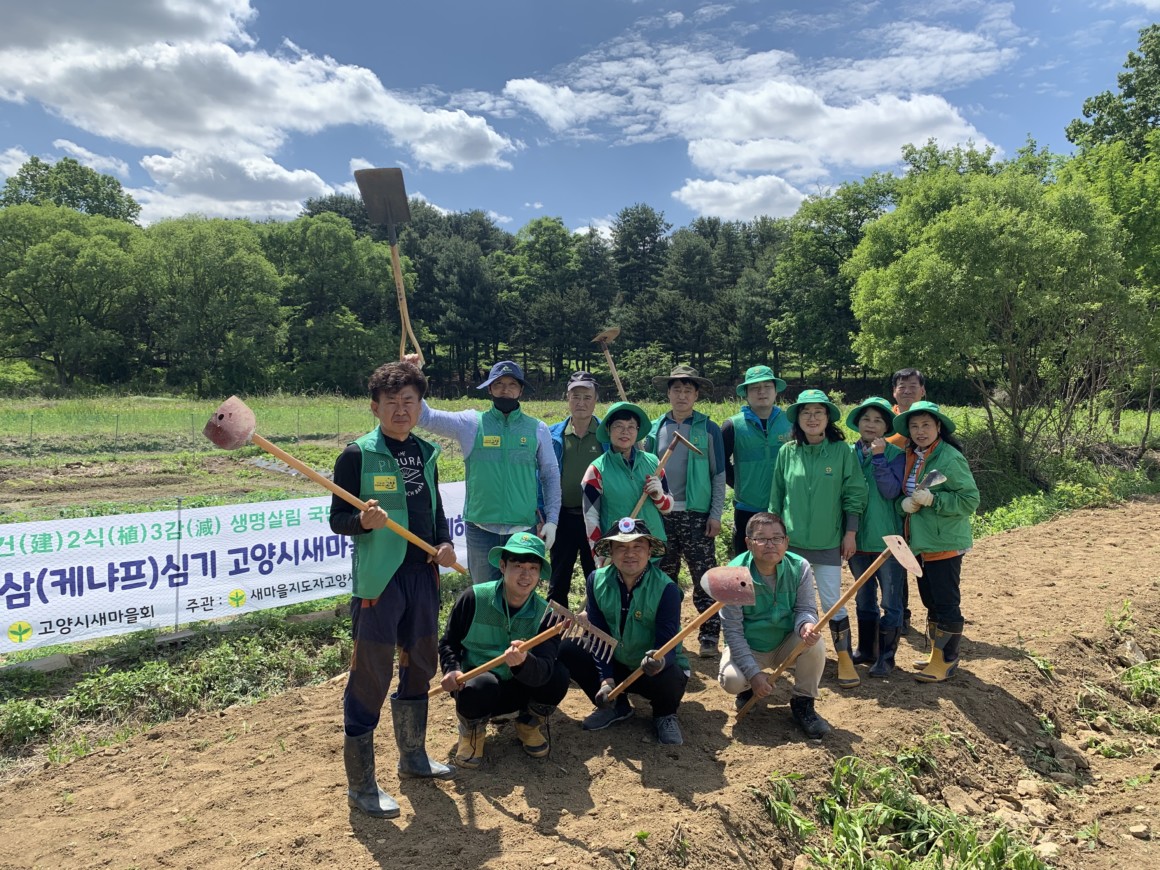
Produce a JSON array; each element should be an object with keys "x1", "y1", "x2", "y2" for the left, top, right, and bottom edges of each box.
[{"x1": 328, "y1": 356, "x2": 979, "y2": 819}]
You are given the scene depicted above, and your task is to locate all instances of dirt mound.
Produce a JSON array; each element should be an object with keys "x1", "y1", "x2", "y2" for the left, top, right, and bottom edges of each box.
[{"x1": 2, "y1": 500, "x2": 1159, "y2": 870}]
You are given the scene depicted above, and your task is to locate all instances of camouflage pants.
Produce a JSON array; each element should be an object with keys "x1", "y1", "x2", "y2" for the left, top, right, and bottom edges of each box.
[{"x1": 659, "y1": 510, "x2": 720, "y2": 643}]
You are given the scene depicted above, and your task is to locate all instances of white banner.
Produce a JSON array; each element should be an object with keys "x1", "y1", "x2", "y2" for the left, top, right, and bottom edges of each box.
[{"x1": 1, "y1": 482, "x2": 467, "y2": 653}]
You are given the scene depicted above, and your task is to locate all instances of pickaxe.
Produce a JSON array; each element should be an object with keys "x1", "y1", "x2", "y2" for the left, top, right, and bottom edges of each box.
[
  {"x1": 429, "y1": 600, "x2": 617, "y2": 696},
  {"x1": 203, "y1": 396, "x2": 467, "y2": 574},
  {"x1": 629, "y1": 429, "x2": 700, "y2": 519},
  {"x1": 592, "y1": 327, "x2": 628, "y2": 402},
  {"x1": 607, "y1": 565, "x2": 754, "y2": 699},
  {"x1": 354, "y1": 167, "x2": 424, "y2": 366}
]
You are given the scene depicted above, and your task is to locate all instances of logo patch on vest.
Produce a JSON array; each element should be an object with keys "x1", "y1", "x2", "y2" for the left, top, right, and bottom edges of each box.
[
  {"x1": 483, "y1": 435, "x2": 501, "y2": 447},
  {"x1": 520, "y1": 436, "x2": 528, "y2": 445},
  {"x1": 373, "y1": 475, "x2": 398, "y2": 492},
  {"x1": 824, "y1": 467, "x2": 833, "y2": 476}
]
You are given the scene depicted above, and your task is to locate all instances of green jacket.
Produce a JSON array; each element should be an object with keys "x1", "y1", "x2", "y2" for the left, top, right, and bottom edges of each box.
[
  {"x1": 461, "y1": 579, "x2": 548, "y2": 681},
  {"x1": 645, "y1": 411, "x2": 711, "y2": 513},
  {"x1": 729, "y1": 409, "x2": 791, "y2": 512},
  {"x1": 591, "y1": 563, "x2": 689, "y2": 671},
  {"x1": 730, "y1": 550, "x2": 802, "y2": 654},
  {"x1": 900, "y1": 442, "x2": 979, "y2": 554},
  {"x1": 351, "y1": 428, "x2": 440, "y2": 600},
  {"x1": 465, "y1": 408, "x2": 539, "y2": 526},
  {"x1": 769, "y1": 439, "x2": 868, "y2": 551},
  {"x1": 590, "y1": 448, "x2": 667, "y2": 543},
  {"x1": 854, "y1": 442, "x2": 904, "y2": 553}
]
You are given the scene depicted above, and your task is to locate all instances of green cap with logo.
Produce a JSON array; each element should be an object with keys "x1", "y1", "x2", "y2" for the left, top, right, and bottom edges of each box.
[
  {"x1": 785, "y1": 388, "x2": 841, "y2": 425},
  {"x1": 845, "y1": 396, "x2": 896, "y2": 433},
  {"x1": 596, "y1": 401, "x2": 651, "y2": 444},
  {"x1": 892, "y1": 400, "x2": 956, "y2": 438},
  {"x1": 488, "y1": 531, "x2": 551, "y2": 580},
  {"x1": 735, "y1": 364, "x2": 787, "y2": 398}
]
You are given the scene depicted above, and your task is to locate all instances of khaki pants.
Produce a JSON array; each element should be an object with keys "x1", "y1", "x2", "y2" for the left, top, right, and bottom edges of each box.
[{"x1": 718, "y1": 632, "x2": 826, "y2": 700}]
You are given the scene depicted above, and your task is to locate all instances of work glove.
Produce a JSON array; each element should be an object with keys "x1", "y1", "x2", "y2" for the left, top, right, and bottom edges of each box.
[
  {"x1": 901, "y1": 497, "x2": 920, "y2": 514},
  {"x1": 540, "y1": 522, "x2": 558, "y2": 550},
  {"x1": 594, "y1": 682, "x2": 615, "y2": 708},
  {"x1": 640, "y1": 649, "x2": 664, "y2": 677},
  {"x1": 644, "y1": 475, "x2": 664, "y2": 500},
  {"x1": 911, "y1": 488, "x2": 934, "y2": 507}
]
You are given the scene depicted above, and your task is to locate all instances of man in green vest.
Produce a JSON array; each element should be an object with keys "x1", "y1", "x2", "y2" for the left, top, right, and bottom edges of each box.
[
  {"x1": 718, "y1": 512, "x2": 831, "y2": 739},
  {"x1": 644, "y1": 364, "x2": 726, "y2": 659},
  {"x1": 723, "y1": 365, "x2": 791, "y2": 556},
  {"x1": 558, "y1": 518, "x2": 689, "y2": 745},
  {"x1": 330, "y1": 361, "x2": 459, "y2": 819},
  {"x1": 418, "y1": 360, "x2": 561, "y2": 585},
  {"x1": 438, "y1": 532, "x2": 570, "y2": 769}
]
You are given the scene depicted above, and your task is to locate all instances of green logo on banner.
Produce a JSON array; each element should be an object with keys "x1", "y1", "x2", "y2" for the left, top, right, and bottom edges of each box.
[
  {"x1": 7, "y1": 621, "x2": 33, "y2": 643},
  {"x1": 228, "y1": 589, "x2": 247, "y2": 608}
]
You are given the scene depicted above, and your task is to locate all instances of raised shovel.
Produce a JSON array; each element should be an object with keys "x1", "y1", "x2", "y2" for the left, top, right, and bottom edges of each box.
[
  {"x1": 592, "y1": 327, "x2": 628, "y2": 402},
  {"x1": 607, "y1": 565, "x2": 754, "y2": 700},
  {"x1": 429, "y1": 600, "x2": 617, "y2": 697},
  {"x1": 203, "y1": 395, "x2": 468, "y2": 574},
  {"x1": 354, "y1": 167, "x2": 424, "y2": 366},
  {"x1": 734, "y1": 533, "x2": 922, "y2": 721},
  {"x1": 628, "y1": 429, "x2": 700, "y2": 519}
]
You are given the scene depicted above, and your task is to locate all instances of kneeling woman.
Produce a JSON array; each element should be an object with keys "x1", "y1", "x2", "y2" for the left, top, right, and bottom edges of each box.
[{"x1": 893, "y1": 401, "x2": 979, "y2": 683}]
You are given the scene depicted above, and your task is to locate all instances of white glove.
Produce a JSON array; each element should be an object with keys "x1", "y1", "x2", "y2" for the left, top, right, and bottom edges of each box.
[
  {"x1": 901, "y1": 497, "x2": 920, "y2": 514},
  {"x1": 644, "y1": 475, "x2": 664, "y2": 500},
  {"x1": 911, "y1": 488, "x2": 934, "y2": 507},
  {"x1": 540, "y1": 522, "x2": 557, "y2": 550}
]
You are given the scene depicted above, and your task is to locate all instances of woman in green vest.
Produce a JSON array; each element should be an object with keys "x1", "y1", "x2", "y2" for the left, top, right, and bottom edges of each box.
[
  {"x1": 718, "y1": 512, "x2": 830, "y2": 738},
  {"x1": 768, "y1": 389, "x2": 868, "y2": 689},
  {"x1": 844, "y1": 397, "x2": 905, "y2": 678},
  {"x1": 581, "y1": 402, "x2": 672, "y2": 563}
]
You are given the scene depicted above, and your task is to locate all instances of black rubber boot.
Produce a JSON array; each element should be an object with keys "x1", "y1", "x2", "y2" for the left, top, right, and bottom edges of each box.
[
  {"x1": 869, "y1": 625, "x2": 900, "y2": 678},
  {"x1": 344, "y1": 731, "x2": 400, "y2": 819},
  {"x1": 391, "y1": 696, "x2": 454, "y2": 780},
  {"x1": 851, "y1": 615, "x2": 879, "y2": 665},
  {"x1": 789, "y1": 696, "x2": 831, "y2": 739}
]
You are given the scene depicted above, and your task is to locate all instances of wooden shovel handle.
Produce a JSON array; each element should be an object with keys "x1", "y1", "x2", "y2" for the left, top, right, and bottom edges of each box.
[
  {"x1": 600, "y1": 342, "x2": 628, "y2": 403},
  {"x1": 249, "y1": 433, "x2": 467, "y2": 574},
  {"x1": 628, "y1": 440, "x2": 677, "y2": 519},
  {"x1": 390, "y1": 242, "x2": 424, "y2": 366},
  {"x1": 428, "y1": 621, "x2": 568, "y2": 697},
  {"x1": 607, "y1": 601, "x2": 724, "y2": 700},
  {"x1": 735, "y1": 548, "x2": 891, "y2": 720}
]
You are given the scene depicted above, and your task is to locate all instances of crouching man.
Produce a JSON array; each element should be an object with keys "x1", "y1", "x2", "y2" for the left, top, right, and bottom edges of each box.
[
  {"x1": 718, "y1": 511, "x2": 831, "y2": 739},
  {"x1": 439, "y1": 532, "x2": 570, "y2": 768}
]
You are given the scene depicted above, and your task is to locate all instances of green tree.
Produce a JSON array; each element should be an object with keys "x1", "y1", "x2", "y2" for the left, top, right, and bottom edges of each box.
[
  {"x1": 1, "y1": 157, "x2": 141, "y2": 223},
  {"x1": 611, "y1": 204, "x2": 671, "y2": 349}
]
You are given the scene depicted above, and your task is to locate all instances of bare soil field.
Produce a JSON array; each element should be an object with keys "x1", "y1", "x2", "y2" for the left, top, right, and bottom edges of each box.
[{"x1": 1, "y1": 498, "x2": 1158, "y2": 870}]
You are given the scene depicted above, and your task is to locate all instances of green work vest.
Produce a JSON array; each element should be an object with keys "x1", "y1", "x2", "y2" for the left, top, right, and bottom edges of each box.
[
  {"x1": 351, "y1": 428, "x2": 441, "y2": 600},
  {"x1": 461, "y1": 579, "x2": 548, "y2": 681},
  {"x1": 590, "y1": 449, "x2": 667, "y2": 543},
  {"x1": 464, "y1": 408, "x2": 540, "y2": 526},
  {"x1": 731, "y1": 550, "x2": 802, "y2": 654},
  {"x1": 646, "y1": 412, "x2": 711, "y2": 513},
  {"x1": 853, "y1": 442, "x2": 904, "y2": 553},
  {"x1": 591, "y1": 563, "x2": 689, "y2": 671},
  {"x1": 729, "y1": 409, "x2": 791, "y2": 512}
]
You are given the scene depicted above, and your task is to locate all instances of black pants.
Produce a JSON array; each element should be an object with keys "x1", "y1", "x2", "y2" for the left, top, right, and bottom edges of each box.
[
  {"x1": 915, "y1": 554, "x2": 964, "y2": 629},
  {"x1": 731, "y1": 508, "x2": 756, "y2": 557},
  {"x1": 548, "y1": 509, "x2": 596, "y2": 606},
  {"x1": 660, "y1": 510, "x2": 720, "y2": 644},
  {"x1": 455, "y1": 664, "x2": 571, "y2": 721},
  {"x1": 559, "y1": 639, "x2": 687, "y2": 717}
]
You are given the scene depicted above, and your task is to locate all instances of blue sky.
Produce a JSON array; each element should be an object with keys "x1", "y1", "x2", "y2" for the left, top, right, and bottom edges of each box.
[{"x1": 0, "y1": 1, "x2": 1156, "y2": 232}]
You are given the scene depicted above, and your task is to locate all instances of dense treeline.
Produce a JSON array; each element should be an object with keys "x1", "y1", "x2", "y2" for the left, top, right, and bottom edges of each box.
[{"x1": 1, "y1": 26, "x2": 1158, "y2": 470}]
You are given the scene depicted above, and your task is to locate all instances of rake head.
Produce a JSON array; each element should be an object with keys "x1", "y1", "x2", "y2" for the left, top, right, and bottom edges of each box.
[{"x1": 546, "y1": 600, "x2": 618, "y2": 663}]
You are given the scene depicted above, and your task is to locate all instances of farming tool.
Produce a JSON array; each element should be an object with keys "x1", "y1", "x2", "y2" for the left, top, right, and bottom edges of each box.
[
  {"x1": 735, "y1": 534, "x2": 922, "y2": 720},
  {"x1": 203, "y1": 395, "x2": 467, "y2": 574},
  {"x1": 592, "y1": 327, "x2": 628, "y2": 402},
  {"x1": 629, "y1": 429, "x2": 700, "y2": 520},
  {"x1": 607, "y1": 566, "x2": 754, "y2": 700},
  {"x1": 354, "y1": 167, "x2": 424, "y2": 366},
  {"x1": 429, "y1": 600, "x2": 617, "y2": 696}
]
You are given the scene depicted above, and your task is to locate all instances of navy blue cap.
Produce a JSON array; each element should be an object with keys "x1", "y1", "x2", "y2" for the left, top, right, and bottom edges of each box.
[{"x1": 477, "y1": 360, "x2": 529, "y2": 391}]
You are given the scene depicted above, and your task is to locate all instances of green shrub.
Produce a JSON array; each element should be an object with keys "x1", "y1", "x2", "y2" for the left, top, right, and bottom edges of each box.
[{"x1": 0, "y1": 699, "x2": 58, "y2": 747}]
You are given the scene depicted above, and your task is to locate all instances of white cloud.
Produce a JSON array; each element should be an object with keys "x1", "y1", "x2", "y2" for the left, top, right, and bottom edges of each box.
[
  {"x1": 0, "y1": 145, "x2": 30, "y2": 178},
  {"x1": 487, "y1": 209, "x2": 513, "y2": 224},
  {"x1": 524, "y1": 201, "x2": 544, "y2": 209},
  {"x1": 503, "y1": 79, "x2": 622, "y2": 133},
  {"x1": 673, "y1": 174, "x2": 807, "y2": 220},
  {"x1": 140, "y1": 151, "x2": 330, "y2": 200},
  {"x1": 573, "y1": 217, "x2": 614, "y2": 240},
  {"x1": 52, "y1": 139, "x2": 130, "y2": 178}
]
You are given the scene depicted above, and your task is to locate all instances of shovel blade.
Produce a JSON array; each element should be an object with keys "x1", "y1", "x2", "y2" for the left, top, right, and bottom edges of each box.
[
  {"x1": 917, "y1": 469, "x2": 947, "y2": 490},
  {"x1": 592, "y1": 326, "x2": 621, "y2": 344},
  {"x1": 354, "y1": 168, "x2": 411, "y2": 228},
  {"x1": 882, "y1": 534, "x2": 922, "y2": 576},
  {"x1": 699, "y1": 566, "x2": 755, "y2": 606},
  {"x1": 204, "y1": 395, "x2": 257, "y2": 450}
]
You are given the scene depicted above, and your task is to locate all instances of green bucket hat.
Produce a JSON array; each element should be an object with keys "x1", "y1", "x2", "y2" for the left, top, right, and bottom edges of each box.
[
  {"x1": 892, "y1": 400, "x2": 956, "y2": 438},
  {"x1": 845, "y1": 396, "x2": 896, "y2": 433},
  {"x1": 596, "y1": 401, "x2": 651, "y2": 444},
  {"x1": 786, "y1": 388, "x2": 841, "y2": 425},
  {"x1": 651, "y1": 363, "x2": 713, "y2": 393},
  {"x1": 593, "y1": 517, "x2": 667, "y2": 559},
  {"x1": 488, "y1": 531, "x2": 551, "y2": 580},
  {"x1": 735, "y1": 364, "x2": 787, "y2": 398}
]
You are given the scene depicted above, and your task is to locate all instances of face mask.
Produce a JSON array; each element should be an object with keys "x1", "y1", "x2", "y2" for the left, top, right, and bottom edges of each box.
[{"x1": 493, "y1": 396, "x2": 520, "y2": 414}]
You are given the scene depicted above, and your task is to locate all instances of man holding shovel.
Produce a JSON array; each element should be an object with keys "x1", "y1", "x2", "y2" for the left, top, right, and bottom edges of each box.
[
  {"x1": 438, "y1": 533, "x2": 570, "y2": 768},
  {"x1": 329, "y1": 361, "x2": 458, "y2": 819},
  {"x1": 644, "y1": 364, "x2": 727, "y2": 658},
  {"x1": 417, "y1": 360, "x2": 561, "y2": 584},
  {"x1": 717, "y1": 512, "x2": 831, "y2": 739}
]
